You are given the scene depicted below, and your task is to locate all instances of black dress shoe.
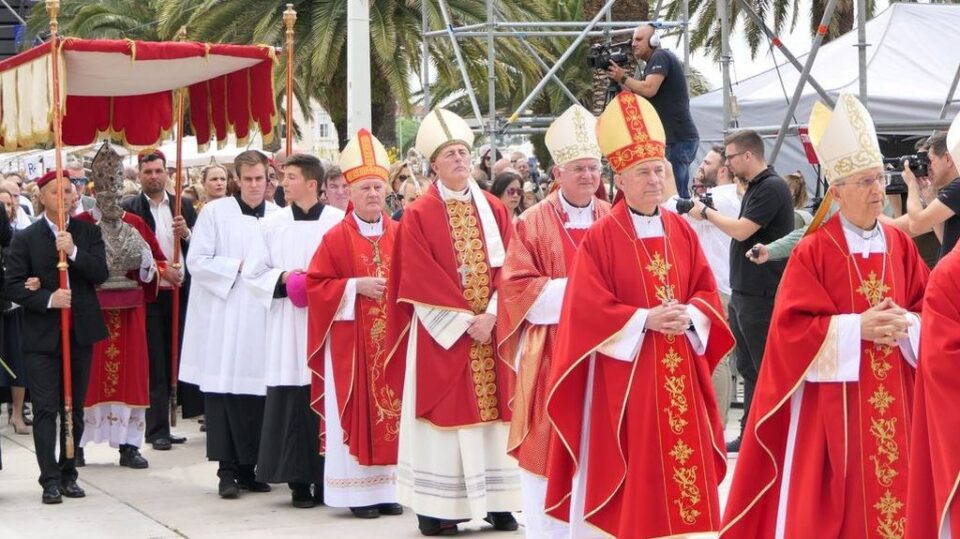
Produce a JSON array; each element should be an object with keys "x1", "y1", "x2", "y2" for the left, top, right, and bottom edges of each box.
[
  {"x1": 350, "y1": 505, "x2": 381, "y2": 519},
  {"x1": 169, "y1": 434, "x2": 187, "y2": 444},
  {"x1": 119, "y1": 447, "x2": 149, "y2": 469},
  {"x1": 377, "y1": 502, "x2": 404, "y2": 516},
  {"x1": 484, "y1": 512, "x2": 519, "y2": 531},
  {"x1": 417, "y1": 515, "x2": 459, "y2": 536},
  {"x1": 726, "y1": 436, "x2": 742, "y2": 454},
  {"x1": 218, "y1": 476, "x2": 239, "y2": 499},
  {"x1": 312, "y1": 482, "x2": 324, "y2": 505},
  {"x1": 59, "y1": 480, "x2": 86, "y2": 498},
  {"x1": 237, "y1": 478, "x2": 271, "y2": 493},
  {"x1": 290, "y1": 483, "x2": 314, "y2": 509},
  {"x1": 151, "y1": 438, "x2": 172, "y2": 451},
  {"x1": 42, "y1": 484, "x2": 62, "y2": 505}
]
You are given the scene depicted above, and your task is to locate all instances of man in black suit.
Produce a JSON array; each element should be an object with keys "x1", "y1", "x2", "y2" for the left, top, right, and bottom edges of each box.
[
  {"x1": 121, "y1": 150, "x2": 198, "y2": 450},
  {"x1": 3, "y1": 171, "x2": 108, "y2": 504}
]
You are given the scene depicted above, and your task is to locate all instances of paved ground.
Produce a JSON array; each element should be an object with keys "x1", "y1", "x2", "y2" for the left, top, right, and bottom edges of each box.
[{"x1": 0, "y1": 408, "x2": 742, "y2": 538}]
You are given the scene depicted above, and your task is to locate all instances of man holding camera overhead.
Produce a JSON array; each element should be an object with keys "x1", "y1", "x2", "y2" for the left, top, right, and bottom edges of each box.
[
  {"x1": 904, "y1": 125, "x2": 960, "y2": 261},
  {"x1": 606, "y1": 23, "x2": 699, "y2": 198}
]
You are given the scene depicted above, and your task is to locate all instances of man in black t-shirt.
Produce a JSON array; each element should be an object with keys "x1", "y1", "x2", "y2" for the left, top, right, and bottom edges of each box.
[
  {"x1": 688, "y1": 130, "x2": 794, "y2": 453},
  {"x1": 606, "y1": 24, "x2": 699, "y2": 198},
  {"x1": 904, "y1": 128, "x2": 960, "y2": 261}
]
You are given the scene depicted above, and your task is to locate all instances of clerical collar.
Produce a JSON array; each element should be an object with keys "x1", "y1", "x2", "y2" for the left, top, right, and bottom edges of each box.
[
  {"x1": 839, "y1": 213, "x2": 881, "y2": 240},
  {"x1": 438, "y1": 181, "x2": 471, "y2": 202},
  {"x1": 627, "y1": 205, "x2": 660, "y2": 218},
  {"x1": 291, "y1": 201, "x2": 323, "y2": 221},
  {"x1": 559, "y1": 192, "x2": 595, "y2": 229},
  {"x1": 234, "y1": 193, "x2": 266, "y2": 218},
  {"x1": 352, "y1": 211, "x2": 383, "y2": 237}
]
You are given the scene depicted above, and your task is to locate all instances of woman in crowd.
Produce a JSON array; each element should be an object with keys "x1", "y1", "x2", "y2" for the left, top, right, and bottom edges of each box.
[
  {"x1": 490, "y1": 171, "x2": 524, "y2": 220},
  {"x1": 0, "y1": 186, "x2": 26, "y2": 437},
  {"x1": 196, "y1": 163, "x2": 230, "y2": 212},
  {"x1": 784, "y1": 171, "x2": 813, "y2": 229}
]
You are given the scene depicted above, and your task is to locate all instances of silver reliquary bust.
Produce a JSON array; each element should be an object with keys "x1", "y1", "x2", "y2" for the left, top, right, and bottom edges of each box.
[{"x1": 91, "y1": 142, "x2": 147, "y2": 290}]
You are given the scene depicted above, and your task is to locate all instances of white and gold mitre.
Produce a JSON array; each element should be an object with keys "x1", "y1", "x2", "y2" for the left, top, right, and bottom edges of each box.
[
  {"x1": 948, "y1": 110, "x2": 960, "y2": 177},
  {"x1": 415, "y1": 108, "x2": 475, "y2": 162},
  {"x1": 807, "y1": 93, "x2": 883, "y2": 184},
  {"x1": 545, "y1": 105, "x2": 602, "y2": 166},
  {"x1": 339, "y1": 128, "x2": 390, "y2": 184}
]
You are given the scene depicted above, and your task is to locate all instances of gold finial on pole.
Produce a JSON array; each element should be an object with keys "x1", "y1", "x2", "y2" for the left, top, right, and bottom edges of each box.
[
  {"x1": 46, "y1": 0, "x2": 60, "y2": 32},
  {"x1": 283, "y1": 4, "x2": 296, "y2": 156},
  {"x1": 177, "y1": 25, "x2": 187, "y2": 41}
]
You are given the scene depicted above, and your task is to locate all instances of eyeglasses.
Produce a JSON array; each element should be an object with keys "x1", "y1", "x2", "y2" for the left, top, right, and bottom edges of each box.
[
  {"x1": 505, "y1": 187, "x2": 522, "y2": 196},
  {"x1": 564, "y1": 163, "x2": 602, "y2": 175},
  {"x1": 834, "y1": 174, "x2": 888, "y2": 189},
  {"x1": 724, "y1": 151, "x2": 746, "y2": 161}
]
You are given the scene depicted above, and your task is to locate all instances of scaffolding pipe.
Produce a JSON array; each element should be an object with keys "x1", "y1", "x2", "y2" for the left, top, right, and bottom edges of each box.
[
  {"x1": 423, "y1": 29, "x2": 637, "y2": 38},
  {"x1": 856, "y1": 0, "x2": 868, "y2": 105},
  {"x1": 437, "y1": 0, "x2": 483, "y2": 122},
  {"x1": 735, "y1": 0, "x2": 833, "y2": 107},
  {"x1": 504, "y1": 0, "x2": 617, "y2": 125},
  {"x1": 719, "y1": 0, "x2": 731, "y2": 131},
  {"x1": 748, "y1": 120, "x2": 954, "y2": 136},
  {"x1": 769, "y1": 0, "x2": 840, "y2": 164},
  {"x1": 682, "y1": 0, "x2": 690, "y2": 72},
  {"x1": 487, "y1": 0, "x2": 497, "y2": 165},
  {"x1": 940, "y1": 65, "x2": 960, "y2": 119},
  {"x1": 421, "y1": 0, "x2": 430, "y2": 112},
  {"x1": 509, "y1": 32, "x2": 583, "y2": 108}
]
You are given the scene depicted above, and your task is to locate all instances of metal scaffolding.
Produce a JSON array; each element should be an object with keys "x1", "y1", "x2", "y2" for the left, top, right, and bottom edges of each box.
[{"x1": 420, "y1": 0, "x2": 691, "y2": 161}]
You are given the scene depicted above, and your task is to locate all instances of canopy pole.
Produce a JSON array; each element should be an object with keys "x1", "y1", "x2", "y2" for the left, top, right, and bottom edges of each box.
[
  {"x1": 45, "y1": 0, "x2": 74, "y2": 460},
  {"x1": 169, "y1": 25, "x2": 189, "y2": 428},
  {"x1": 284, "y1": 4, "x2": 296, "y2": 155}
]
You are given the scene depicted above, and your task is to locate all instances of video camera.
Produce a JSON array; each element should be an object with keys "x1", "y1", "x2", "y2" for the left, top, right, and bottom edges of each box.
[
  {"x1": 676, "y1": 192, "x2": 714, "y2": 216},
  {"x1": 588, "y1": 40, "x2": 632, "y2": 70},
  {"x1": 882, "y1": 150, "x2": 929, "y2": 195}
]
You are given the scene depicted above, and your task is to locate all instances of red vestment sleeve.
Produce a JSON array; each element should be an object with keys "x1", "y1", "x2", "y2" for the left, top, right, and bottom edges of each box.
[{"x1": 907, "y1": 246, "x2": 960, "y2": 539}]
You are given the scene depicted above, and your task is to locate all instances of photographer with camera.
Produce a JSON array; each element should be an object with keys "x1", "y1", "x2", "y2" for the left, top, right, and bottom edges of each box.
[
  {"x1": 605, "y1": 23, "x2": 698, "y2": 198},
  {"x1": 665, "y1": 145, "x2": 742, "y2": 425},
  {"x1": 904, "y1": 124, "x2": 960, "y2": 261},
  {"x1": 687, "y1": 130, "x2": 794, "y2": 453}
]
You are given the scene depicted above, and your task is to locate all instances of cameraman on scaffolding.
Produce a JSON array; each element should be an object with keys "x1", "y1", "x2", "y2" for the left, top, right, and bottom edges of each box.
[
  {"x1": 606, "y1": 23, "x2": 699, "y2": 198},
  {"x1": 904, "y1": 128, "x2": 960, "y2": 262}
]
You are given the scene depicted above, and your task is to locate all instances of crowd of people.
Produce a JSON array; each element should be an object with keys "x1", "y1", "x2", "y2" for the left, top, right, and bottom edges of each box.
[{"x1": 2, "y1": 22, "x2": 960, "y2": 539}]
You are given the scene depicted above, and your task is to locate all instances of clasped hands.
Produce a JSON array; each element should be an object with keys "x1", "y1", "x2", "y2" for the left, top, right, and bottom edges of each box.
[
  {"x1": 644, "y1": 300, "x2": 691, "y2": 336},
  {"x1": 860, "y1": 298, "x2": 912, "y2": 347}
]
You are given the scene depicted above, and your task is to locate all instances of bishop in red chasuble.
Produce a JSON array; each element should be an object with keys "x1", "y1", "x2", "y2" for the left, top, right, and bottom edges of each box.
[
  {"x1": 305, "y1": 130, "x2": 403, "y2": 517},
  {"x1": 721, "y1": 94, "x2": 929, "y2": 539},
  {"x1": 544, "y1": 92, "x2": 734, "y2": 538},
  {"x1": 497, "y1": 104, "x2": 611, "y2": 537},
  {"x1": 384, "y1": 108, "x2": 521, "y2": 536},
  {"x1": 906, "y1": 113, "x2": 960, "y2": 539}
]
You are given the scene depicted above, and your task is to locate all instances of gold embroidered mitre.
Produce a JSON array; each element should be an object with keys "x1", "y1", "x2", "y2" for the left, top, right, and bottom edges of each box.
[
  {"x1": 807, "y1": 93, "x2": 883, "y2": 184},
  {"x1": 596, "y1": 91, "x2": 666, "y2": 173},
  {"x1": 948, "y1": 110, "x2": 960, "y2": 177},
  {"x1": 415, "y1": 108, "x2": 475, "y2": 162},
  {"x1": 340, "y1": 128, "x2": 390, "y2": 184},
  {"x1": 546, "y1": 104, "x2": 602, "y2": 166}
]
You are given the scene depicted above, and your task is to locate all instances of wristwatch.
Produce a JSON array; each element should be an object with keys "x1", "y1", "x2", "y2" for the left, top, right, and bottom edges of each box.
[
  {"x1": 619, "y1": 74, "x2": 629, "y2": 85},
  {"x1": 700, "y1": 205, "x2": 710, "y2": 220}
]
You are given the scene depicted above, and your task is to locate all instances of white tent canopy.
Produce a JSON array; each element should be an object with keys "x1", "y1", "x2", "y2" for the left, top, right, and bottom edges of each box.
[{"x1": 691, "y1": 2, "x2": 960, "y2": 192}]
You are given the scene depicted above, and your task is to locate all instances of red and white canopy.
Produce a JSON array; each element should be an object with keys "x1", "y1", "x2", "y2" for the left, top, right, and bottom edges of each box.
[{"x1": 0, "y1": 38, "x2": 277, "y2": 151}]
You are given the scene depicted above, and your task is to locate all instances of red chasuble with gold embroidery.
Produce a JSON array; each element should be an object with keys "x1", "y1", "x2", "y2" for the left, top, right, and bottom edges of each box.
[
  {"x1": 498, "y1": 192, "x2": 610, "y2": 477},
  {"x1": 384, "y1": 183, "x2": 513, "y2": 428},
  {"x1": 77, "y1": 211, "x2": 165, "y2": 408},
  {"x1": 305, "y1": 213, "x2": 402, "y2": 465},
  {"x1": 907, "y1": 244, "x2": 960, "y2": 539},
  {"x1": 721, "y1": 215, "x2": 928, "y2": 539},
  {"x1": 544, "y1": 204, "x2": 733, "y2": 538}
]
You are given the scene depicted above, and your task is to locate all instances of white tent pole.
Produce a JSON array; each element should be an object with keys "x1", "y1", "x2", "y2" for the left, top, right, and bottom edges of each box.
[{"x1": 347, "y1": 0, "x2": 372, "y2": 133}]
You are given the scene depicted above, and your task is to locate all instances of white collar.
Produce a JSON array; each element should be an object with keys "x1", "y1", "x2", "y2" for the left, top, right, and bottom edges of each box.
[
  {"x1": 437, "y1": 181, "x2": 471, "y2": 202},
  {"x1": 147, "y1": 191, "x2": 169, "y2": 208},
  {"x1": 839, "y1": 213, "x2": 885, "y2": 259},
  {"x1": 558, "y1": 191, "x2": 595, "y2": 229},
  {"x1": 628, "y1": 208, "x2": 664, "y2": 239},
  {"x1": 42, "y1": 212, "x2": 69, "y2": 232},
  {"x1": 352, "y1": 212, "x2": 383, "y2": 237}
]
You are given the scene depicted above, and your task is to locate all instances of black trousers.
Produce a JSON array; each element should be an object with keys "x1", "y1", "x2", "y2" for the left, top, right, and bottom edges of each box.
[
  {"x1": 144, "y1": 289, "x2": 187, "y2": 441},
  {"x1": 205, "y1": 393, "x2": 265, "y2": 466},
  {"x1": 24, "y1": 343, "x2": 92, "y2": 488},
  {"x1": 728, "y1": 292, "x2": 776, "y2": 438}
]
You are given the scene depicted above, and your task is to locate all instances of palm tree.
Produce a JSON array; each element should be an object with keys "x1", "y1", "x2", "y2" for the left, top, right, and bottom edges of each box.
[{"x1": 25, "y1": 0, "x2": 167, "y2": 41}]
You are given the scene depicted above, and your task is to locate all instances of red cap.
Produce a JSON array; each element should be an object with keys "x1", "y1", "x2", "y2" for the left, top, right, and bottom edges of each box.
[
  {"x1": 36, "y1": 170, "x2": 59, "y2": 188},
  {"x1": 138, "y1": 148, "x2": 166, "y2": 165}
]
